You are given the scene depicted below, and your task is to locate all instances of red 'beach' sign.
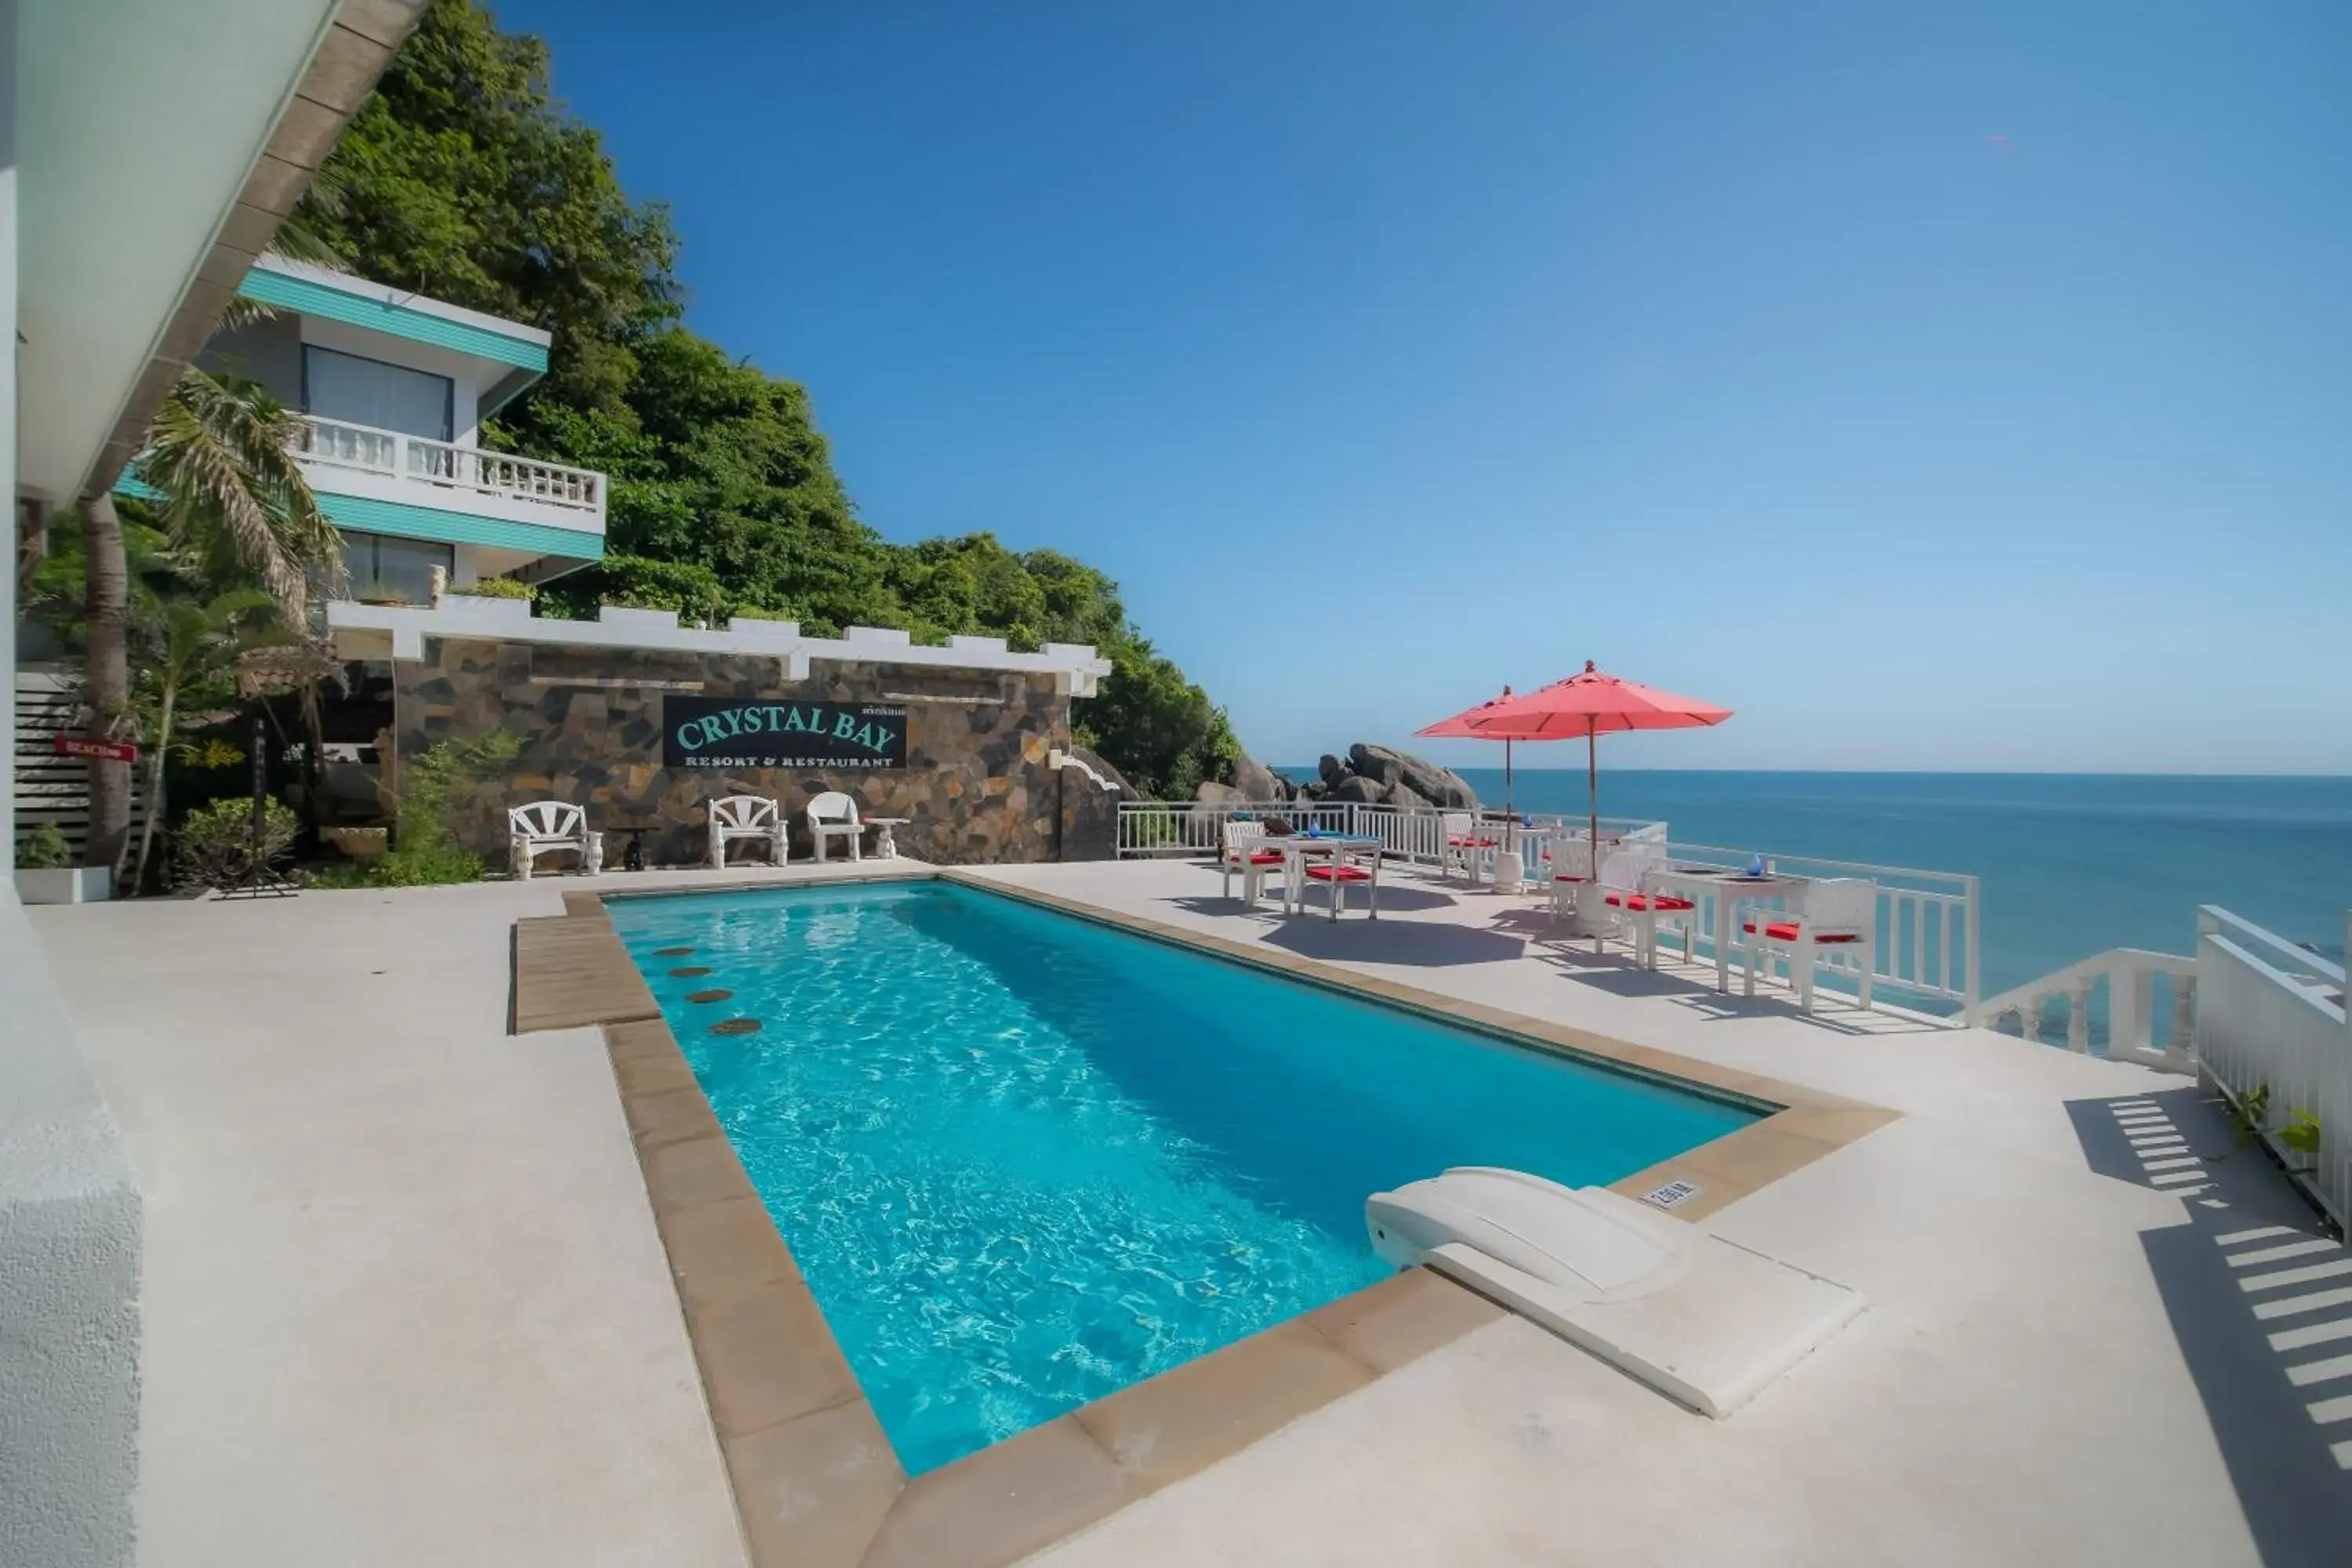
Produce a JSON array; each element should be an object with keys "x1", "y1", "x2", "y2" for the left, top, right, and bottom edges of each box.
[{"x1": 53, "y1": 734, "x2": 138, "y2": 764}]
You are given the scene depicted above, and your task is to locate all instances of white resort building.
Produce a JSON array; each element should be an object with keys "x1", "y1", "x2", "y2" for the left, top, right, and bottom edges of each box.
[
  {"x1": 3, "y1": 6, "x2": 2348, "y2": 1568},
  {"x1": 163, "y1": 255, "x2": 606, "y2": 599}
]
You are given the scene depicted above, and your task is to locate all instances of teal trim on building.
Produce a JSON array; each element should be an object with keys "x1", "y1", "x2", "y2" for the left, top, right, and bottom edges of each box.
[
  {"x1": 316, "y1": 492, "x2": 604, "y2": 561},
  {"x1": 238, "y1": 270, "x2": 549, "y2": 372}
]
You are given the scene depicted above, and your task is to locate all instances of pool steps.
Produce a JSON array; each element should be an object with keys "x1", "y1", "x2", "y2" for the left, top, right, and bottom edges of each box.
[{"x1": 1367, "y1": 1169, "x2": 1864, "y2": 1417}]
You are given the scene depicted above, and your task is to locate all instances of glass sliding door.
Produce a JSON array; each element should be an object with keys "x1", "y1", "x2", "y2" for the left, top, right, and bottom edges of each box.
[{"x1": 303, "y1": 347, "x2": 456, "y2": 476}]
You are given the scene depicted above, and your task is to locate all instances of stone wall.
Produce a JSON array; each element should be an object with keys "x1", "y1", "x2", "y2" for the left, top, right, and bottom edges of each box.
[{"x1": 393, "y1": 636, "x2": 1087, "y2": 866}]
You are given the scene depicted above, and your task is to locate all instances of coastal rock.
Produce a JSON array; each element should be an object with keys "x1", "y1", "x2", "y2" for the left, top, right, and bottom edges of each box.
[
  {"x1": 1194, "y1": 780, "x2": 1249, "y2": 808},
  {"x1": 1349, "y1": 742, "x2": 1478, "y2": 811},
  {"x1": 1318, "y1": 753, "x2": 1347, "y2": 787},
  {"x1": 1326, "y1": 773, "x2": 1388, "y2": 804},
  {"x1": 1346, "y1": 742, "x2": 1400, "y2": 788},
  {"x1": 1388, "y1": 781, "x2": 1436, "y2": 811},
  {"x1": 1229, "y1": 750, "x2": 1279, "y2": 801}
]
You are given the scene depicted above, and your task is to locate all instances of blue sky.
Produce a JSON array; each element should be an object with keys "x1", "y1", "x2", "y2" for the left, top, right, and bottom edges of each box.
[{"x1": 499, "y1": 1, "x2": 2350, "y2": 774}]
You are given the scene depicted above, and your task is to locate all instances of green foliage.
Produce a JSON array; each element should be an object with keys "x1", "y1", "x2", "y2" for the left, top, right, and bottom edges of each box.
[
  {"x1": 2281, "y1": 1109, "x2": 2323, "y2": 1160},
  {"x1": 448, "y1": 576, "x2": 535, "y2": 600},
  {"x1": 1080, "y1": 637, "x2": 1240, "y2": 799},
  {"x1": 16, "y1": 823, "x2": 73, "y2": 869},
  {"x1": 176, "y1": 738, "x2": 246, "y2": 770},
  {"x1": 314, "y1": 0, "x2": 1240, "y2": 796},
  {"x1": 302, "y1": 0, "x2": 679, "y2": 419},
  {"x1": 364, "y1": 731, "x2": 522, "y2": 885},
  {"x1": 175, "y1": 797, "x2": 300, "y2": 889}
]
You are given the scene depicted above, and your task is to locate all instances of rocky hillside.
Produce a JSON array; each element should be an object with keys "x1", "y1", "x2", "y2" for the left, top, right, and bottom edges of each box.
[{"x1": 1193, "y1": 743, "x2": 1479, "y2": 811}]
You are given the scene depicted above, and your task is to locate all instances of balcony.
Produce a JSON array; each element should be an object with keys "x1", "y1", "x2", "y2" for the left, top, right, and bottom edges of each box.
[{"x1": 291, "y1": 413, "x2": 608, "y2": 558}]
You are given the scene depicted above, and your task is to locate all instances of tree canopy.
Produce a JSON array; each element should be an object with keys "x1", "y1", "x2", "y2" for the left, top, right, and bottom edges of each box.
[{"x1": 304, "y1": 0, "x2": 1236, "y2": 795}]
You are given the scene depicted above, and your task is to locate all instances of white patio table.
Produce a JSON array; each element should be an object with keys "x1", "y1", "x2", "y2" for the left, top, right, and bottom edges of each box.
[
  {"x1": 1454, "y1": 821, "x2": 1546, "y2": 893},
  {"x1": 1278, "y1": 833, "x2": 1382, "y2": 920},
  {"x1": 1640, "y1": 864, "x2": 1803, "y2": 991}
]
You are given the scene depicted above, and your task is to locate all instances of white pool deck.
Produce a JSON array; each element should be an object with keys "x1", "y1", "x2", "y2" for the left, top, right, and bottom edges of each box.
[{"x1": 27, "y1": 855, "x2": 2346, "y2": 1566}]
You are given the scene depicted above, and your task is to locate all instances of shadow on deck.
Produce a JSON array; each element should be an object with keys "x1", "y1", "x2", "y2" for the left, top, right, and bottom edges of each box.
[{"x1": 2067, "y1": 1084, "x2": 2352, "y2": 1567}]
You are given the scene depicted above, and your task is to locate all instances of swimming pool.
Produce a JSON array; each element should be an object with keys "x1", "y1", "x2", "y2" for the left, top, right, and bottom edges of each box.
[{"x1": 613, "y1": 879, "x2": 1762, "y2": 1472}]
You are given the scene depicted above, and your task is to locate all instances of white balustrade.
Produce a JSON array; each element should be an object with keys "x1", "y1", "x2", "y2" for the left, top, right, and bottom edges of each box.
[
  {"x1": 2192, "y1": 906, "x2": 2349, "y2": 1231},
  {"x1": 290, "y1": 413, "x2": 605, "y2": 518},
  {"x1": 1981, "y1": 949, "x2": 2201, "y2": 1067}
]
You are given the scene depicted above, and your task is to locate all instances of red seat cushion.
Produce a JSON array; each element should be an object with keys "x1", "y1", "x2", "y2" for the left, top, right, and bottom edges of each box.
[
  {"x1": 1245, "y1": 851, "x2": 1284, "y2": 866},
  {"x1": 1552, "y1": 873, "x2": 1588, "y2": 884},
  {"x1": 1742, "y1": 920, "x2": 1861, "y2": 944},
  {"x1": 1304, "y1": 865, "x2": 1373, "y2": 881},
  {"x1": 1603, "y1": 893, "x2": 1693, "y2": 912},
  {"x1": 1446, "y1": 836, "x2": 1499, "y2": 848}
]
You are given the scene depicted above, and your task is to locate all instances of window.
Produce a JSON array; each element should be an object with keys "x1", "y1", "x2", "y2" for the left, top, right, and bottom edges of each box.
[
  {"x1": 303, "y1": 346, "x2": 453, "y2": 442},
  {"x1": 341, "y1": 530, "x2": 452, "y2": 606}
]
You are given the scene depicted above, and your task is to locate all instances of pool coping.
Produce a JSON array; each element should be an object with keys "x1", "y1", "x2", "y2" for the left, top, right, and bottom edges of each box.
[{"x1": 526, "y1": 869, "x2": 1901, "y2": 1568}]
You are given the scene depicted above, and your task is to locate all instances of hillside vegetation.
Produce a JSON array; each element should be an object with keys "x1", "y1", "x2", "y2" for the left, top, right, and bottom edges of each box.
[{"x1": 306, "y1": 0, "x2": 1236, "y2": 795}]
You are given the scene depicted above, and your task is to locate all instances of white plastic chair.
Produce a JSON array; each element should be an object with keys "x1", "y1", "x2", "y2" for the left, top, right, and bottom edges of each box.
[
  {"x1": 806, "y1": 791, "x2": 864, "y2": 862},
  {"x1": 1439, "y1": 811, "x2": 1503, "y2": 883},
  {"x1": 1544, "y1": 835, "x2": 1597, "y2": 921},
  {"x1": 1743, "y1": 877, "x2": 1876, "y2": 1012},
  {"x1": 1219, "y1": 819, "x2": 1287, "y2": 906},
  {"x1": 508, "y1": 800, "x2": 601, "y2": 879},
  {"x1": 707, "y1": 794, "x2": 787, "y2": 869},
  {"x1": 1290, "y1": 841, "x2": 1378, "y2": 920},
  {"x1": 1595, "y1": 848, "x2": 1693, "y2": 965}
]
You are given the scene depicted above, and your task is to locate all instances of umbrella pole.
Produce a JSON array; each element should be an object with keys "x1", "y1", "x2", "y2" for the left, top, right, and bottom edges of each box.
[
  {"x1": 1587, "y1": 717, "x2": 1599, "y2": 868},
  {"x1": 1504, "y1": 738, "x2": 1514, "y2": 817},
  {"x1": 1588, "y1": 717, "x2": 1601, "y2": 952}
]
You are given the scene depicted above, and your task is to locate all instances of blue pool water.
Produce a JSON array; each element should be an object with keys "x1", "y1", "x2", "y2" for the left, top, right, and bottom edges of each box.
[{"x1": 612, "y1": 880, "x2": 1759, "y2": 1472}]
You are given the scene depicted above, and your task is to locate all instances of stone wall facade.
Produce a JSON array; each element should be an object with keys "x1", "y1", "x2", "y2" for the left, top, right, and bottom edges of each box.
[{"x1": 393, "y1": 636, "x2": 1094, "y2": 866}]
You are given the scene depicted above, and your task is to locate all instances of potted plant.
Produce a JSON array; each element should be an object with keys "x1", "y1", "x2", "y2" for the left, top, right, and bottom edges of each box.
[{"x1": 13, "y1": 822, "x2": 113, "y2": 905}]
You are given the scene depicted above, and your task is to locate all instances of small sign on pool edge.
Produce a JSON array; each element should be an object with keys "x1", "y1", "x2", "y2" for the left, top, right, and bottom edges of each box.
[{"x1": 1643, "y1": 1178, "x2": 1702, "y2": 1210}]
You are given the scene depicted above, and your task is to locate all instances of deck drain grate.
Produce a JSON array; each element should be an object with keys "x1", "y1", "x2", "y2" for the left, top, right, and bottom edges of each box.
[{"x1": 710, "y1": 1018, "x2": 761, "y2": 1036}]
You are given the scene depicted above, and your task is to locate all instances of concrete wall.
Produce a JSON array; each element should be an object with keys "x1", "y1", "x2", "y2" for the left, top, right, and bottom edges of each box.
[
  {"x1": 393, "y1": 635, "x2": 1089, "y2": 867},
  {"x1": 0, "y1": 898, "x2": 143, "y2": 1568},
  {"x1": 4, "y1": 8, "x2": 146, "y2": 1559}
]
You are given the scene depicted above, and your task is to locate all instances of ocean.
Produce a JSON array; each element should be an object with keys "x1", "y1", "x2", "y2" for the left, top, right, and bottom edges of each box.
[{"x1": 1281, "y1": 768, "x2": 2352, "y2": 997}]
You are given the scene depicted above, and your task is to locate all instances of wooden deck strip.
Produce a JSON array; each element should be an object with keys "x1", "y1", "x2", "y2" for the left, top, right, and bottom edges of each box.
[
  {"x1": 511, "y1": 914, "x2": 659, "y2": 1033},
  {"x1": 561, "y1": 890, "x2": 609, "y2": 920}
]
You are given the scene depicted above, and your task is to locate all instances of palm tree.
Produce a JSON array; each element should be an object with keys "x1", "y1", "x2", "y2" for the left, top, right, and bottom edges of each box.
[
  {"x1": 76, "y1": 492, "x2": 136, "y2": 877},
  {"x1": 79, "y1": 375, "x2": 347, "y2": 887},
  {"x1": 125, "y1": 588, "x2": 287, "y2": 892},
  {"x1": 78, "y1": 183, "x2": 350, "y2": 887},
  {"x1": 140, "y1": 370, "x2": 347, "y2": 615}
]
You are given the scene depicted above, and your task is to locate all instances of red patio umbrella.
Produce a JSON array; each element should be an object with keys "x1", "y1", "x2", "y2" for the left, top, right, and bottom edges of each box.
[
  {"x1": 1414, "y1": 686, "x2": 1525, "y2": 815},
  {"x1": 1461, "y1": 660, "x2": 1732, "y2": 864}
]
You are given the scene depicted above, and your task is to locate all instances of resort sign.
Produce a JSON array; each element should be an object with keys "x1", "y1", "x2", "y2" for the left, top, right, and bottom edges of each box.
[{"x1": 661, "y1": 697, "x2": 908, "y2": 771}]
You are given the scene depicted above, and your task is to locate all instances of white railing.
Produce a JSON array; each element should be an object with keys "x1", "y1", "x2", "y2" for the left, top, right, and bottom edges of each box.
[
  {"x1": 1112, "y1": 800, "x2": 1979, "y2": 1019},
  {"x1": 1115, "y1": 800, "x2": 1663, "y2": 872},
  {"x1": 2194, "y1": 906, "x2": 2350, "y2": 1231},
  {"x1": 1980, "y1": 950, "x2": 2199, "y2": 1069},
  {"x1": 292, "y1": 414, "x2": 605, "y2": 517},
  {"x1": 1659, "y1": 840, "x2": 1980, "y2": 1021}
]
